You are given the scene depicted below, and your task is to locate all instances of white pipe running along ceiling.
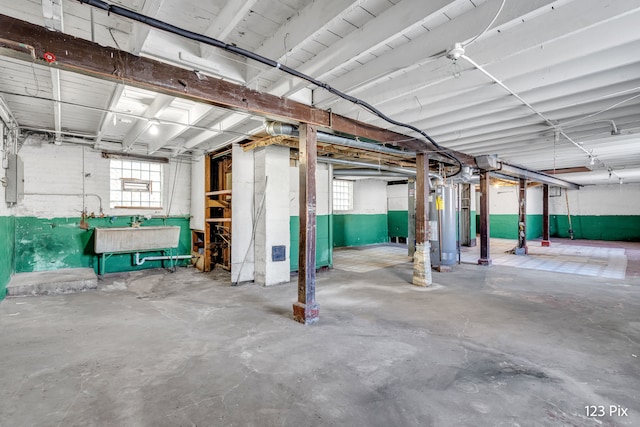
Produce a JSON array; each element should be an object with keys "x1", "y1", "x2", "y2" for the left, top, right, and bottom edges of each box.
[{"x1": 0, "y1": 0, "x2": 638, "y2": 183}]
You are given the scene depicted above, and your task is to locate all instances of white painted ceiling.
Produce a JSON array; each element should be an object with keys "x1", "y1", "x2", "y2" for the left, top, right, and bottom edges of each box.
[{"x1": 0, "y1": 0, "x2": 639, "y2": 185}]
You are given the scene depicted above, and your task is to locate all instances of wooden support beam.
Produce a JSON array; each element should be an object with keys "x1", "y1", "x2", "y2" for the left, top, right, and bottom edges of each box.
[
  {"x1": 478, "y1": 171, "x2": 492, "y2": 266},
  {"x1": 542, "y1": 184, "x2": 551, "y2": 247},
  {"x1": 412, "y1": 153, "x2": 431, "y2": 286},
  {"x1": 293, "y1": 123, "x2": 319, "y2": 324},
  {"x1": 415, "y1": 154, "x2": 429, "y2": 245},
  {"x1": 517, "y1": 178, "x2": 528, "y2": 254},
  {"x1": 0, "y1": 14, "x2": 479, "y2": 162}
]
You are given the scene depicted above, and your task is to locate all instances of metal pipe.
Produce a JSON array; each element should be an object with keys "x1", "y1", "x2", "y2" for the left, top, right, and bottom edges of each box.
[
  {"x1": 333, "y1": 169, "x2": 411, "y2": 178},
  {"x1": 265, "y1": 121, "x2": 414, "y2": 158},
  {"x1": 320, "y1": 157, "x2": 444, "y2": 182},
  {"x1": 135, "y1": 252, "x2": 194, "y2": 266},
  {"x1": 23, "y1": 192, "x2": 104, "y2": 213},
  {"x1": 318, "y1": 157, "x2": 415, "y2": 175}
]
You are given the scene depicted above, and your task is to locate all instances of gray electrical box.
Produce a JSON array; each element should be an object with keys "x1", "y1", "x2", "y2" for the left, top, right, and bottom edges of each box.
[
  {"x1": 475, "y1": 154, "x2": 499, "y2": 171},
  {"x1": 5, "y1": 154, "x2": 24, "y2": 204}
]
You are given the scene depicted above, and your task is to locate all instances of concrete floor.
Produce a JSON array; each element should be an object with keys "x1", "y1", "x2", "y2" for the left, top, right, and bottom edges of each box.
[{"x1": 1, "y1": 249, "x2": 639, "y2": 426}]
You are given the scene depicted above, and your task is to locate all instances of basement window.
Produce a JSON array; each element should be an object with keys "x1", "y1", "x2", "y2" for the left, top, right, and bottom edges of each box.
[
  {"x1": 110, "y1": 160, "x2": 163, "y2": 209},
  {"x1": 333, "y1": 179, "x2": 353, "y2": 211}
]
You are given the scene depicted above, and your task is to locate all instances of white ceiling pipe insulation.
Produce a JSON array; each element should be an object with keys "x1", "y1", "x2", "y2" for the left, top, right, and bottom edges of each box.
[{"x1": 264, "y1": 120, "x2": 414, "y2": 158}]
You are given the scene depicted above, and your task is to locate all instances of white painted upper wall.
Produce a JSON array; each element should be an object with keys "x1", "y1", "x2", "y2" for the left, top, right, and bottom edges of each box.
[
  {"x1": 0, "y1": 124, "x2": 13, "y2": 217},
  {"x1": 387, "y1": 183, "x2": 408, "y2": 211},
  {"x1": 231, "y1": 143, "x2": 255, "y2": 283},
  {"x1": 550, "y1": 183, "x2": 640, "y2": 216},
  {"x1": 351, "y1": 179, "x2": 387, "y2": 215},
  {"x1": 489, "y1": 185, "x2": 543, "y2": 215},
  {"x1": 289, "y1": 163, "x2": 330, "y2": 217},
  {"x1": 190, "y1": 155, "x2": 205, "y2": 230},
  {"x1": 15, "y1": 142, "x2": 191, "y2": 218}
]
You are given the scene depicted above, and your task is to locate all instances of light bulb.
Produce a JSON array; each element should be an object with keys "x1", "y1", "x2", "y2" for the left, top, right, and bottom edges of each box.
[
  {"x1": 589, "y1": 156, "x2": 595, "y2": 166},
  {"x1": 149, "y1": 124, "x2": 159, "y2": 135}
]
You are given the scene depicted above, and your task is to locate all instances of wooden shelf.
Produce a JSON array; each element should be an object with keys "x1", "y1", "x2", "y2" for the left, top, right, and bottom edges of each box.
[
  {"x1": 206, "y1": 218, "x2": 232, "y2": 223},
  {"x1": 206, "y1": 189, "x2": 232, "y2": 196},
  {"x1": 207, "y1": 199, "x2": 230, "y2": 209}
]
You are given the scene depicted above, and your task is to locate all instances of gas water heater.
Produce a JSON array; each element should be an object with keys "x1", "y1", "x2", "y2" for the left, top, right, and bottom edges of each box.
[{"x1": 429, "y1": 184, "x2": 457, "y2": 267}]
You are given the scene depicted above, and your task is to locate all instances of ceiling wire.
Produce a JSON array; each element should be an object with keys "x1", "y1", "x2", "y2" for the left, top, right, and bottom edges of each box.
[
  {"x1": 462, "y1": 0, "x2": 506, "y2": 47},
  {"x1": 558, "y1": 92, "x2": 640, "y2": 129},
  {"x1": 77, "y1": 0, "x2": 463, "y2": 175}
]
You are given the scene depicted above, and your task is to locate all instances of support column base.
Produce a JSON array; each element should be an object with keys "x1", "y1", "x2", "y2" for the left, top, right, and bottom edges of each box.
[
  {"x1": 293, "y1": 302, "x2": 319, "y2": 325},
  {"x1": 478, "y1": 258, "x2": 492, "y2": 266},
  {"x1": 412, "y1": 242, "x2": 432, "y2": 287},
  {"x1": 541, "y1": 240, "x2": 551, "y2": 247},
  {"x1": 514, "y1": 246, "x2": 528, "y2": 256}
]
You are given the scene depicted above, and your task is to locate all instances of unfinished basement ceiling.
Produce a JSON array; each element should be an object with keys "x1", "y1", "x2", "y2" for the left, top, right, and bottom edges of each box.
[{"x1": 0, "y1": 0, "x2": 639, "y2": 184}]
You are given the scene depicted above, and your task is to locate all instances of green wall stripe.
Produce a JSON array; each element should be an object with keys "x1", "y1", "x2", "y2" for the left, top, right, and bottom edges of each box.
[
  {"x1": 388, "y1": 210, "x2": 408, "y2": 238},
  {"x1": 0, "y1": 216, "x2": 16, "y2": 300},
  {"x1": 488, "y1": 214, "x2": 543, "y2": 240},
  {"x1": 333, "y1": 213, "x2": 388, "y2": 247},
  {"x1": 15, "y1": 216, "x2": 191, "y2": 274},
  {"x1": 290, "y1": 215, "x2": 331, "y2": 271},
  {"x1": 550, "y1": 215, "x2": 640, "y2": 241},
  {"x1": 470, "y1": 210, "x2": 477, "y2": 238}
]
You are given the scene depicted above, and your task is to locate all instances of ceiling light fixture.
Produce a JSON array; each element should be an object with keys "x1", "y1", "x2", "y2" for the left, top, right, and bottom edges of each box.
[
  {"x1": 149, "y1": 119, "x2": 159, "y2": 135},
  {"x1": 589, "y1": 156, "x2": 595, "y2": 166}
]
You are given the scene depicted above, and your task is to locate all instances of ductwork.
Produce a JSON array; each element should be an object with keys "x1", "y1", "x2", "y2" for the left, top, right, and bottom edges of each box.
[
  {"x1": 318, "y1": 157, "x2": 444, "y2": 183},
  {"x1": 318, "y1": 157, "x2": 415, "y2": 175},
  {"x1": 332, "y1": 169, "x2": 411, "y2": 178},
  {"x1": 265, "y1": 121, "x2": 414, "y2": 158}
]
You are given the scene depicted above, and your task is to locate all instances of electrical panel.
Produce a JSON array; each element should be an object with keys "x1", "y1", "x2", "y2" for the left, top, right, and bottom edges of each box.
[{"x1": 5, "y1": 154, "x2": 23, "y2": 204}]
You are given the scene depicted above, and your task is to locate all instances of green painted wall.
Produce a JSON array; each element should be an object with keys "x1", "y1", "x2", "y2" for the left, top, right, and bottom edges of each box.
[
  {"x1": 290, "y1": 215, "x2": 331, "y2": 271},
  {"x1": 0, "y1": 216, "x2": 16, "y2": 300},
  {"x1": 550, "y1": 215, "x2": 640, "y2": 241},
  {"x1": 388, "y1": 210, "x2": 408, "y2": 238},
  {"x1": 333, "y1": 213, "x2": 388, "y2": 247},
  {"x1": 489, "y1": 214, "x2": 543, "y2": 240},
  {"x1": 15, "y1": 216, "x2": 191, "y2": 274},
  {"x1": 470, "y1": 210, "x2": 477, "y2": 238}
]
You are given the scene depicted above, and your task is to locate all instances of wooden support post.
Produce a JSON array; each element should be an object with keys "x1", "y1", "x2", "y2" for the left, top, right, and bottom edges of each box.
[
  {"x1": 412, "y1": 153, "x2": 432, "y2": 286},
  {"x1": 293, "y1": 124, "x2": 319, "y2": 324},
  {"x1": 478, "y1": 171, "x2": 492, "y2": 265},
  {"x1": 408, "y1": 178, "x2": 416, "y2": 258},
  {"x1": 542, "y1": 184, "x2": 551, "y2": 246},
  {"x1": 204, "y1": 155, "x2": 212, "y2": 272},
  {"x1": 516, "y1": 178, "x2": 528, "y2": 255}
]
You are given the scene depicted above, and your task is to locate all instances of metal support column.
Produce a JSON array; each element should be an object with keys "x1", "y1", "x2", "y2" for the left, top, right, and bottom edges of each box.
[
  {"x1": 478, "y1": 171, "x2": 492, "y2": 265},
  {"x1": 293, "y1": 123, "x2": 319, "y2": 324},
  {"x1": 542, "y1": 184, "x2": 551, "y2": 246}
]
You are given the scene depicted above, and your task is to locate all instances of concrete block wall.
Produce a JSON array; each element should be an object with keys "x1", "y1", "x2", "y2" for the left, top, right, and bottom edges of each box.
[
  {"x1": 485, "y1": 182, "x2": 640, "y2": 241},
  {"x1": 289, "y1": 163, "x2": 331, "y2": 271},
  {"x1": 0, "y1": 124, "x2": 16, "y2": 299},
  {"x1": 12, "y1": 142, "x2": 192, "y2": 274},
  {"x1": 254, "y1": 146, "x2": 290, "y2": 286},
  {"x1": 333, "y1": 179, "x2": 389, "y2": 247},
  {"x1": 387, "y1": 183, "x2": 408, "y2": 239},
  {"x1": 487, "y1": 184, "x2": 544, "y2": 240},
  {"x1": 231, "y1": 144, "x2": 255, "y2": 283},
  {"x1": 548, "y1": 183, "x2": 640, "y2": 241},
  {"x1": 190, "y1": 155, "x2": 205, "y2": 231},
  {"x1": 232, "y1": 146, "x2": 332, "y2": 279}
]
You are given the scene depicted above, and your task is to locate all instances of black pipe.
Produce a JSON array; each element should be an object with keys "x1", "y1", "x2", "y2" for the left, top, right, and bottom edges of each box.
[{"x1": 77, "y1": 0, "x2": 462, "y2": 174}]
